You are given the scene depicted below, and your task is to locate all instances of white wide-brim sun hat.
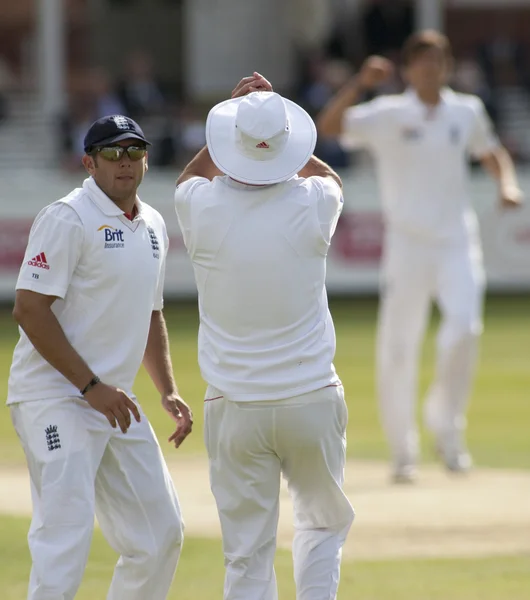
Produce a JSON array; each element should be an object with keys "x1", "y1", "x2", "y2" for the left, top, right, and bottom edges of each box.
[{"x1": 206, "y1": 91, "x2": 317, "y2": 185}]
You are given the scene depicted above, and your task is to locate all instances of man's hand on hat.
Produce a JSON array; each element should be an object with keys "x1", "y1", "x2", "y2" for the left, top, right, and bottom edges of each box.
[{"x1": 231, "y1": 72, "x2": 273, "y2": 99}]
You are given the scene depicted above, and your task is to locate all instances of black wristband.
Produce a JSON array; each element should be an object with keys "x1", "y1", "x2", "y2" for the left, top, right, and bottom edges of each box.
[{"x1": 80, "y1": 376, "x2": 101, "y2": 396}]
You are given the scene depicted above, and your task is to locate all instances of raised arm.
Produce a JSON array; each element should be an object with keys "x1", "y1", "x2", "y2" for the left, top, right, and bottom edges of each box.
[
  {"x1": 176, "y1": 145, "x2": 222, "y2": 186},
  {"x1": 316, "y1": 56, "x2": 393, "y2": 139},
  {"x1": 298, "y1": 155, "x2": 343, "y2": 189},
  {"x1": 480, "y1": 147, "x2": 523, "y2": 208},
  {"x1": 176, "y1": 72, "x2": 274, "y2": 186}
]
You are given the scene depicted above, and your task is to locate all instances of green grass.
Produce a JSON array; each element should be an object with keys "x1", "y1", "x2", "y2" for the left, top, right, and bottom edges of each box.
[
  {"x1": 0, "y1": 514, "x2": 529, "y2": 600},
  {"x1": 1, "y1": 295, "x2": 529, "y2": 467},
  {"x1": 1, "y1": 298, "x2": 529, "y2": 597}
]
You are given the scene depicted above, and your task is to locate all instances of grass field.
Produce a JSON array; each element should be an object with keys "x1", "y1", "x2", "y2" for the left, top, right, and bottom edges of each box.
[
  {"x1": 0, "y1": 515, "x2": 529, "y2": 599},
  {"x1": 1, "y1": 296, "x2": 529, "y2": 467},
  {"x1": 0, "y1": 295, "x2": 529, "y2": 598}
]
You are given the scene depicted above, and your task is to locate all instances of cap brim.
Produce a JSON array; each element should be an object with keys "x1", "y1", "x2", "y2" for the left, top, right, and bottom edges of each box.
[
  {"x1": 88, "y1": 132, "x2": 152, "y2": 149},
  {"x1": 206, "y1": 96, "x2": 316, "y2": 185}
]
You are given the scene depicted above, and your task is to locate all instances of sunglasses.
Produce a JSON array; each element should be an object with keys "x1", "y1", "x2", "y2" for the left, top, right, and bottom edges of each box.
[{"x1": 92, "y1": 145, "x2": 147, "y2": 162}]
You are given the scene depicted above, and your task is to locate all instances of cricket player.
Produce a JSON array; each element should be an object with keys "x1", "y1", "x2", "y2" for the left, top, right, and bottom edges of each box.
[
  {"x1": 317, "y1": 31, "x2": 523, "y2": 482},
  {"x1": 7, "y1": 115, "x2": 193, "y2": 599},
  {"x1": 174, "y1": 74, "x2": 355, "y2": 600}
]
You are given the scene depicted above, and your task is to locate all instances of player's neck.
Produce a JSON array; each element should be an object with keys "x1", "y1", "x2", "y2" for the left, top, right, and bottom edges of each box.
[
  {"x1": 93, "y1": 179, "x2": 137, "y2": 213},
  {"x1": 230, "y1": 177, "x2": 267, "y2": 187},
  {"x1": 415, "y1": 88, "x2": 442, "y2": 107},
  {"x1": 107, "y1": 191, "x2": 137, "y2": 214}
]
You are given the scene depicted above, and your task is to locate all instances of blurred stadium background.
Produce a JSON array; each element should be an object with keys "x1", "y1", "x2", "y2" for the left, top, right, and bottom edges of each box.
[
  {"x1": 1, "y1": 0, "x2": 530, "y2": 298},
  {"x1": 0, "y1": 1, "x2": 529, "y2": 598}
]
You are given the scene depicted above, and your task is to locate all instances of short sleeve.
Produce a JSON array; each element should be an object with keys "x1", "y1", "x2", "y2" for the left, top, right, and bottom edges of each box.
[
  {"x1": 467, "y1": 97, "x2": 499, "y2": 159},
  {"x1": 174, "y1": 176, "x2": 210, "y2": 250},
  {"x1": 341, "y1": 97, "x2": 388, "y2": 150},
  {"x1": 312, "y1": 176, "x2": 344, "y2": 248},
  {"x1": 153, "y1": 227, "x2": 169, "y2": 311},
  {"x1": 16, "y1": 202, "x2": 83, "y2": 299}
]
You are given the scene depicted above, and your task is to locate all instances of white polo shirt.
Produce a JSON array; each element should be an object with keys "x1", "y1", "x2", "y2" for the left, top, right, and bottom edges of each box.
[
  {"x1": 7, "y1": 177, "x2": 169, "y2": 404},
  {"x1": 175, "y1": 175, "x2": 343, "y2": 401},
  {"x1": 343, "y1": 88, "x2": 499, "y2": 241}
]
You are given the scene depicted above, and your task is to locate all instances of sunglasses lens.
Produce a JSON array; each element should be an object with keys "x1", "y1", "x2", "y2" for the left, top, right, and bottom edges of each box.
[
  {"x1": 127, "y1": 147, "x2": 147, "y2": 161},
  {"x1": 98, "y1": 147, "x2": 123, "y2": 161},
  {"x1": 96, "y1": 146, "x2": 146, "y2": 161}
]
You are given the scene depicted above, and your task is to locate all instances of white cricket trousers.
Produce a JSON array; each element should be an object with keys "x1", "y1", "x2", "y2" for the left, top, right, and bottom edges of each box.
[
  {"x1": 204, "y1": 384, "x2": 355, "y2": 600},
  {"x1": 10, "y1": 396, "x2": 184, "y2": 600},
  {"x1": 377, "y1": 231, "x2": 485, "y2": 467}
]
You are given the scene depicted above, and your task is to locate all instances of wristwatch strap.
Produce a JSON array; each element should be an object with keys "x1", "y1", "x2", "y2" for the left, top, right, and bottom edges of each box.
[{"x1": 80, "y1": 375, "x2": 101, "y2": 396}]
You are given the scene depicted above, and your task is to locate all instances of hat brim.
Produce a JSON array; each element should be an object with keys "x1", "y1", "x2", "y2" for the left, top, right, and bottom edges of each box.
[
  {"x1": 206, "y1": 96, "x2": 316, "y2": 185},
  {"x1": 87, "y1": 132, "x2": 152, "y2": 151}
]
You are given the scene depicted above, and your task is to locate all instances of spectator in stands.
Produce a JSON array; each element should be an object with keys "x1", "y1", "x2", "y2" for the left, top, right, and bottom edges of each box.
[
  {"x1": 179, "y1": 105, "x2": 207, "y2": 162},
  {"x1": 299, "y1": 55, "x2": 333, "y2": 117},
  {"x1": 477, "y1": 23, "x2": 530, "y2": 93},
  {"x1": 118, "y1": 51, "x2": 166, "y2": 120},
  {"x1": 300, "y1": 57, "x2": 353, "y2": 117},
  {"x1": 361, "y1": 0, "x2": 414, "y2": 58},
  {"x1": 150, "y1": 104, "x2": 207, "y2": 168},
  {"x1": 0, "y1": 55, "x2": 14, "y2": 124},
  {"x1": 300, "y1": 57, "x2": 353, "y2": 167},
  {"x1": 152, "y1": 102, "x2": 183, "y2": 167},
  {"x1": 59, "y1": 67, "x2": 126, "y2": 170},
  {"x1": 115, "y1": 51, "x2": 169, "y2": 167},
  {"x1": 59, "y1": 93, "x2": 98, "y2": 171},
  {"x1": 452, "y1": 59, "x2": 498, "y2": 126},
  {"x1": 87, "y1": 67, "x2": 126, "y2": 118}
]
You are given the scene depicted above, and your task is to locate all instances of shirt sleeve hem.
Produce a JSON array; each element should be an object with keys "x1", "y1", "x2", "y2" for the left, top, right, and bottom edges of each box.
[{"x1": 15, "y1": 281, "x2": 67, "y2": 299}]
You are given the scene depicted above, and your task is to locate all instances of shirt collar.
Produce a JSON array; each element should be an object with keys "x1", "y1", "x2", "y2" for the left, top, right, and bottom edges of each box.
[
  {"x1": 223, "y1": 175, "x2": 295, "y2": 191},
  {"x1": 83, "y1": 177, "x2": 143, "y2": 218},
  {"x1": 404, "y1": 86, "x2": 454, "y2": 107}
]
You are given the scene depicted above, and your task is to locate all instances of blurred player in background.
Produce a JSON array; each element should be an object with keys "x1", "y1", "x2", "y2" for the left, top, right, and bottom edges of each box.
[
  {"x1": 175, "y1": 74, "x2": 354, "y2": 600},
  {"x1": 317, "y1": 30, "x2": 523, "y2": 483},
  {"x1": 7, "y1": 115, "x2": 192, "y2": 599}
]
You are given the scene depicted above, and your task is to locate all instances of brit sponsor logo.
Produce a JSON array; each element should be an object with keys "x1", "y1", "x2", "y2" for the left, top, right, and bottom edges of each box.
[
  {"x1": 28, "y1": 252, "x2": 50, "y2": 270},
  {"x1": 98, "y1": 224, "x2": 125, "y2": 248}
]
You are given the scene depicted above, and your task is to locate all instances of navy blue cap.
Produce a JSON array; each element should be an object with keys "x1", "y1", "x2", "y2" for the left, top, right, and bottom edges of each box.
[{"x1": 83, "y1": 115, "x2": 151, "y2": 152}]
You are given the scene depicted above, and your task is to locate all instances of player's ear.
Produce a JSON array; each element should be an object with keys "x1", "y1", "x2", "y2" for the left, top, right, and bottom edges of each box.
[
  {"x1": 144, "y1": 153, "x2": 149, "y2": 174},
  {"x1": 82, "y1": 153, "x2": 96, "y2": 175}
]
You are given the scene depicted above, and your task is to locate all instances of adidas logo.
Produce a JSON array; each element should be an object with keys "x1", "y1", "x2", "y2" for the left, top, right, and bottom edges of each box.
[
  {"x1": 28, "y1": 252, "x2": 50, "y2": 270},
  {"x1": 45, "y1": 424, "x2": 61, "y2": 451},
  {"x1": 256, "y1": 141, "x2": 270, "y2": 149}
]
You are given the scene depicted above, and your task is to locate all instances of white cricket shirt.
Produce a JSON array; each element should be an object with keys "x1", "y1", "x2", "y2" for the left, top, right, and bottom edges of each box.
[
  {"x1": 7, "y1": 177, "x2": 169, "y2": 404},
  {"x1": 343, "y1": 88, "x2": 499, "y2": 241},
  {"x1": 175, "y1": 175, "x2": 343, "y2": 401}
]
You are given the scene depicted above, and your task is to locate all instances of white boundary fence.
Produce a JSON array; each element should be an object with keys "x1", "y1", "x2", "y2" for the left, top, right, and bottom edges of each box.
[{"x1": 1, "y1": 168, "x2": 530, "y2": 301}]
